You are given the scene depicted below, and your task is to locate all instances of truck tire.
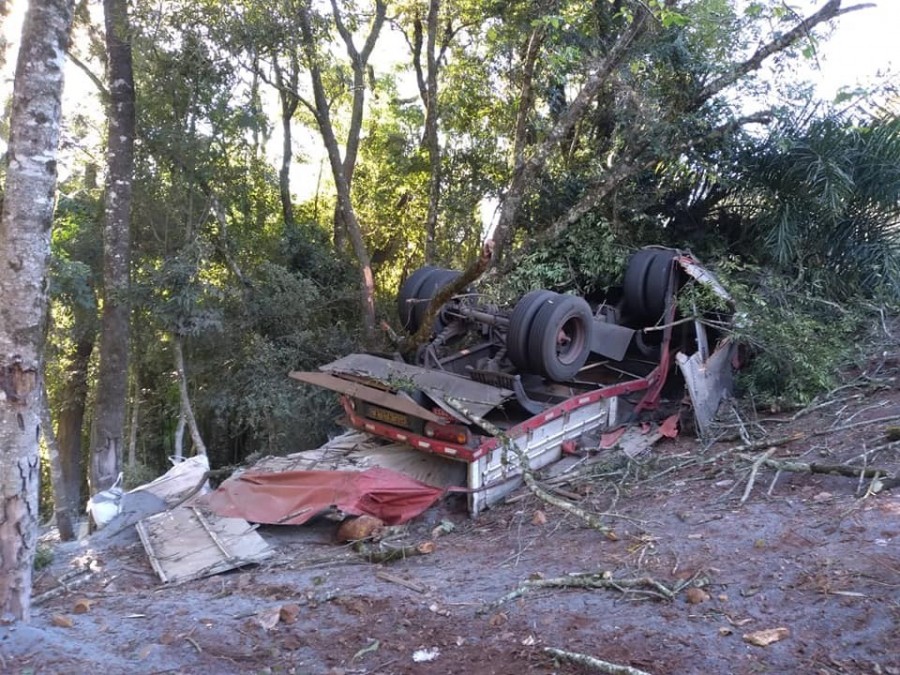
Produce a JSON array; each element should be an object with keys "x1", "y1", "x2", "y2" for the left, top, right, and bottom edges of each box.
[
  {"x1": 398, "y1": 266, "x2": 438, "y2": 332},
  {"x1": 527, "y1": 294, "x2": 593, "y2": 381},
  {"x1": 507, "y1": 290, "x2": 556, "y2": 372},
  {"x1": 623, "y1": 249, "x2": 677, "y2": 322},
  {"x1": 411, "y1": 269, "x2": 461, "y2": 334}
]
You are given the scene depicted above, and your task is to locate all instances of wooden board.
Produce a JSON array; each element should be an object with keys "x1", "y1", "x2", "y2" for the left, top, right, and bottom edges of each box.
[{"x1": 136, "y1": 506, "x2": 274, "y2": 584}]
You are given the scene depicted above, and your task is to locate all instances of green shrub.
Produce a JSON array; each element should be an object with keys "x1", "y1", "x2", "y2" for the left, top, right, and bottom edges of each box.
[
  {"x1": 34, "y1": 544, "x2": 54, "y2": 571},
  {"x1": 721, "y1": 265, "x2": 866, "y2": 408}
]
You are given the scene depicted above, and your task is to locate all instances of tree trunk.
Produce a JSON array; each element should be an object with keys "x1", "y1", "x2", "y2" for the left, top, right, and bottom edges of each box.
[
  {"x1": 127, "y1": 374, "x2": 139, "y2": 467},
  {"x1": 490, "y1": 11, "x2": 648, "y2": 261},
  {"x1": 274, "y1": 56, "x2": 300, "y2": 232},
  {"x1": 416, "y1": 0, "x2": 441, "y2": 263},
  {"x1": 174, "y1": 406, "x2": 185, "y2": 460},
  {"x1": 55, "y1": 324, "x2": 93, "y2": 513},
  {"x1": 328, "y1": 0, "x2": 386, "y2": 256},
  {"x1": 40, "y1": 385, "x2": 75, "y2": 541},
  {"x1": 0, "y1": 0, "x2": 74, "y2": 622},
  {"x1": 173, "y1": 335, "x2": 207, "y2": 456},
  {"x1": 298, "y1": 0, "x2": 384, "y2": 338},
  {"x1": 90, "y1": 0, "x2": 135, "y2": 494}
]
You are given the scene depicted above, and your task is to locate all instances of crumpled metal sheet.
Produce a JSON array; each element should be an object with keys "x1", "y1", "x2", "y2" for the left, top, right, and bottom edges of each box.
[
  {"x1": 199, "y1": 467, "x2": 447, "y2": 526},
  {"x1": 322, "y1": 353, "x2": 514, "y2": 418}
]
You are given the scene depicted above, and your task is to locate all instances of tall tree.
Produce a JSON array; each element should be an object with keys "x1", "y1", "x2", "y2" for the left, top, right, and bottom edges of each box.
[
  {"x1": 0, "y1": 0, "x2": 75, "y2": 621},
  {"x1": 90, "y1": 0, "x2": 136, "y2": 493},
  {"x1": 296, "y1": 0, "x2": 386, "y2": 337},
  {"x1": 407, "y1": 0, "x2": 445, "y2": 263},
  {"x1": 273, "y1": 52, "x2": 301, "y2": 232},
  {"x1": 491, "y1": 0, "x2": 871, "y2": 260}
]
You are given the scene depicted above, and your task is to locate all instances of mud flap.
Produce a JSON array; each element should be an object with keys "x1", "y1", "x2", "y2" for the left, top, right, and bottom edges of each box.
[
  {"x1": 676, "y1": 338, "x2": 735, "y2": 438},
  {"x1": 589, "y1": 321, "x2": 635, "y2": 361}
]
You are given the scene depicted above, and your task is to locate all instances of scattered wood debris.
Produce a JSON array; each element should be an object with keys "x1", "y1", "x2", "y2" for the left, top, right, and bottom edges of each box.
[{"x1": 136, "y1": 506, "x2": 274, "y2": 584}]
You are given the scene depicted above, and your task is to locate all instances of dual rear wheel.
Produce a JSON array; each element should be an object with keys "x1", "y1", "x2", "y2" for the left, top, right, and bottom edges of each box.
[{"x1": 508, "y1": 292, "x2": 593, "y2": 381}]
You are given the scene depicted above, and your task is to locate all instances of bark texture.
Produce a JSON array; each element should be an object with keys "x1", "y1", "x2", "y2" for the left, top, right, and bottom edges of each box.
[
  {"x1": 90, "y1": 0, "x2": 135, "y2": 493},
  {"x1": 273, "y1": 55, "x2": 300, "y2": 232},
  {"x1": 0, "y1": 0, "x2": 74, "y2": 621},
  {"x1": 55, "y1": 312, "x2": 93, "y2": 513},
  {"x1": 297, "y1": 0, "x2": 385, "y2": 338},
  {"x1": 40, "y1": 386, "x2": 74, "y2": 541},
  {"x1": 412, "y1": 0, "x2": 442, "y2": 263}
]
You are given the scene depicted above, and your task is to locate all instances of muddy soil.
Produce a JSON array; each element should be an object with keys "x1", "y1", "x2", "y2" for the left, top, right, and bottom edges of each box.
[{"x1": 3, "y1": 374, "x2": 900, "y2": 674}]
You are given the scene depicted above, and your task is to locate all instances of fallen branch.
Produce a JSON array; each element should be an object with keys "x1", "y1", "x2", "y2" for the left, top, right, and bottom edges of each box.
[
  {"x1": 33, "y1": 569, "x2": 94, "y2": 605},
  {"x1": 740, "y1": 448, "x2": 775, "y2": 504},
  {"x1": 353, "y1": 540, "x2": 433, "y2": 564},
  {"x1": 544, "y1": 647, "x2": 653, "y2": 675},
  {"x1": 401, "y1": 241, "x2": 493, "y2": 353},
  {"x1": 738, "y1": 453, "x2": 896, "y2": 487},
  {"x1": 479, "y1": 572, "x2": 684, "y2": 615},
  {"x1": 375, "y1": 570, "x2": 427, "y2": 593},
  {"x1": 725, "y1": 412, "x2": 900, "y2": 454}
]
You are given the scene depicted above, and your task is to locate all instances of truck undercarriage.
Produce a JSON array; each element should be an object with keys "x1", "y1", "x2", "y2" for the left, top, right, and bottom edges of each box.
[{"x1": 291, "y1": 247, "x2": 735, "y2": 514}]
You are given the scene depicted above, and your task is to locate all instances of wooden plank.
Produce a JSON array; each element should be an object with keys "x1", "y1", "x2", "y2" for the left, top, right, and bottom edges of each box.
[{"x1": 137, "y1": 507, "x2": 274, "y2": 584}]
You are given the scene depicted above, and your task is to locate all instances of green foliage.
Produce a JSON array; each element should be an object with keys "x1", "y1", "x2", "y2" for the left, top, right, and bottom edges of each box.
[
  {"x1": 33, "y1": 544, "x2": 54, "y2": 571},
  {"x1": 202, "y1": 254, "x2": 361, "y2": 460},
  {"x1": 736, "y1": 113, "x2": 900, "y2": 299},
  {"x1": 494, "y1": 218, "x2": 627, "y2": 303},
  {"x1": 719, "y1": 264, "x2": 866, "y2": 408}
]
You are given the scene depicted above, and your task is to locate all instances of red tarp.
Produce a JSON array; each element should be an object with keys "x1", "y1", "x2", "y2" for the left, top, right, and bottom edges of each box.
[{"x1": 199, "y1": 467, "x2": 447, "y2": 526}]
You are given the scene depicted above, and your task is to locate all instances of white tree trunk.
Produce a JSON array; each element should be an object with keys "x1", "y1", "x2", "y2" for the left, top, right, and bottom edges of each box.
[
  {"x1": 173, "y1": 335, "x2": 207, "y2": 456},
  {"x1": 0, "y1": 0, "x2": 74, "y2": 622},
  {"x1": 174, "y1": 406, "x2": 186, "y2": 460},
  {"x1": 127, "y1": 378, "x2": 139, "y2": 467}
]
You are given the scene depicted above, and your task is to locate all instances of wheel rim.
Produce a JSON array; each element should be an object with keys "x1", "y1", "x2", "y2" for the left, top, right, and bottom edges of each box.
[
  {"x1": 527, "y1": 295, "x2": 593, "y2": 380},
  {"x1": 554, "y1": 315, "x2": 588, "y2": 365}
]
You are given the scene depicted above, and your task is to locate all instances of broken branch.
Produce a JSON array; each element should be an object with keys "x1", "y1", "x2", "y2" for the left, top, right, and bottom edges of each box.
[
  {"x1": 725, "y1": 412, "x2": 900, "y2": 454},
  {"x1": 740, "y1": 447, "x2": 776, "y2": 504},
  {"x1": 544, "y1": 647, "x2": 653, "y2": 675},
  {"x1": 737, "y1": 453, "x2": 896, "y2": 487},
  {"x1": 480, "y1": 572, "x2": 681, "y2": 615}
]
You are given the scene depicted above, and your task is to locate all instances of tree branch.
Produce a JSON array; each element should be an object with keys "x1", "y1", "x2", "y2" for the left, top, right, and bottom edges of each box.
[
  {"x1": 544, "y1": 647, "x2": 653, "y2": 675},
  {"x1": 401, "y1": 241, "x2": 494, "y2": 351},
  {"x1": 66, "y1": 50, "x2": 108, "y2": 99},
  {"x1": 697, "y1": 0, "x2": 875, "y2": 103},
  {"x1": 491, "y1": 8, "x2": 649, "y2": 260}
]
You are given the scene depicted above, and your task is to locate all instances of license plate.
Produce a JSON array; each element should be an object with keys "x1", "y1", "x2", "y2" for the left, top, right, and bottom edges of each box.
[{"x1": 366, "y1": 405, "x2": 410, "y2": 428}]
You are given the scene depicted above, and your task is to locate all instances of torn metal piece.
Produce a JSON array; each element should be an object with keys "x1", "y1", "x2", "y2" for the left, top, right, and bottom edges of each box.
[
  {"x1": 321, "y1": 353, "x2": 514, "y2": 418},
  {"x1": 677, "y1": 338, "x2": 736, "y2": 438}
]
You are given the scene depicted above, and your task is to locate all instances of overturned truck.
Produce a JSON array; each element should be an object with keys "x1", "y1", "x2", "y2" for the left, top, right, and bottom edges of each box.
[{"x1": 291, "y1": 247, "x2": 735, "y2": 515}]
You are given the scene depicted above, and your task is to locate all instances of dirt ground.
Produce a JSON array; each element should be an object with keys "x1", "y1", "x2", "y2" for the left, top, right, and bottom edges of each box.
[{"x1": 3, "y1": 364, "x2": 900, "y2": 674}]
